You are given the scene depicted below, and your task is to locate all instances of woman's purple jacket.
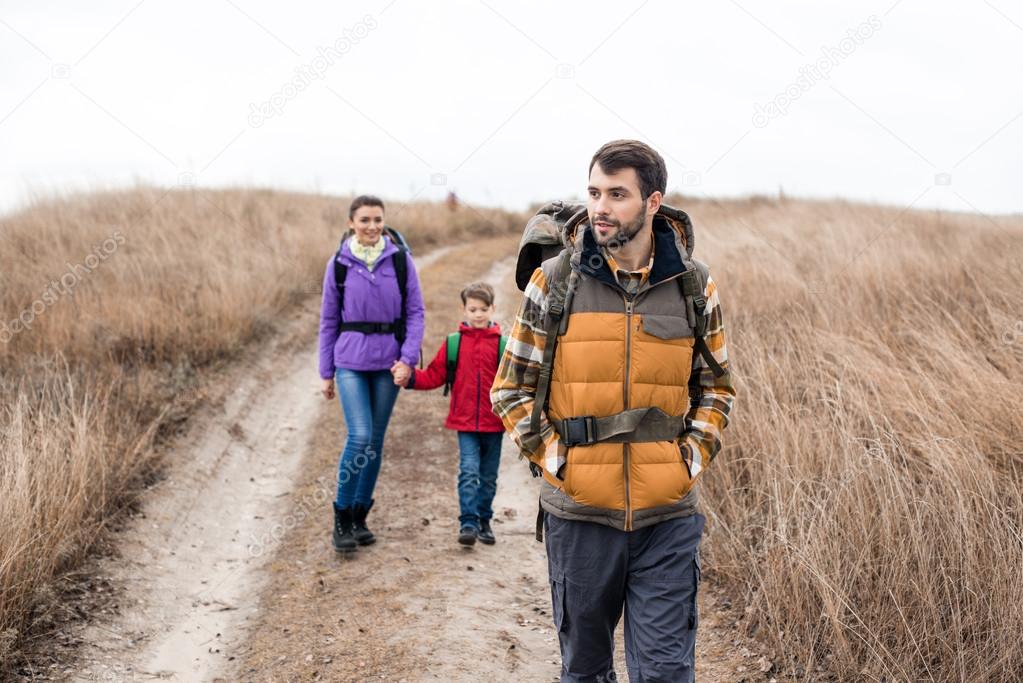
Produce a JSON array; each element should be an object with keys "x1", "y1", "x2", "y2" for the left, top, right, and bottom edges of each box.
[{"x1": 318, "y1": 236, "x2": 425, "y2": 379}]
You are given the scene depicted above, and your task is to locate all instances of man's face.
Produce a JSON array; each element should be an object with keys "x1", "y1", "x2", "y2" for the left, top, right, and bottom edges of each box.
[{"x1": 587, "y1": 164, "x2": 649, "y2": 247}]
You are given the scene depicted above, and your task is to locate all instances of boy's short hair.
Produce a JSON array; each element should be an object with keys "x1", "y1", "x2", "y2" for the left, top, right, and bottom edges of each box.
[{"x1": 460, "y1": 281, "x2": 495, "y2": 307}]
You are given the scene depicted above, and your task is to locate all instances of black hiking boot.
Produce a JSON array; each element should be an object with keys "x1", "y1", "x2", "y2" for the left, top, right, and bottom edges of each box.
[
  {"x1": 478, "y1": 519, "x2": 496, "y2": 545},
  {"x1": 458, "y1": 525, "x2": 478, "y2": 547},
  {"x1": 352, "y1": 499, "x2": 376, "y2": 546},
  {"x1": 332, "y1": 503, "x2": 357, "y2": 553}
]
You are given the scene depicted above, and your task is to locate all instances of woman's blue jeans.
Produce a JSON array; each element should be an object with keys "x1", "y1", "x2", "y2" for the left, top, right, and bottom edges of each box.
[
  {"x1": 456, "y1": 431, "x2": 504, "y2": 528},
  {"x1": 334, "y1": 368, "x2": 400, "y2": 508}
]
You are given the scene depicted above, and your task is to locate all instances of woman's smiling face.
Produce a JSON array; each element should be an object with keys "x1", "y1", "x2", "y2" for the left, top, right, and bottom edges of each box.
[{"x1": 350, "y1": 205, "x2": 385, "y2": 246}]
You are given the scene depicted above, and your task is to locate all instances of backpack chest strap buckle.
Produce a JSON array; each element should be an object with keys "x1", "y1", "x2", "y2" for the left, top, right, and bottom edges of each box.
[
  {"x1": 555, "y1": 408, "x2": 687, "y2": 446},
  {"x1": 557, "y1": 415, "x2": 598, "y2": 446}
]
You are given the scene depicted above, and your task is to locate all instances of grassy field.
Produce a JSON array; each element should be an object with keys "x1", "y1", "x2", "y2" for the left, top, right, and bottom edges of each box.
[
  {"x1": 2, "y1": 188, "x2": 1022, "y2": 681},
  {"x1": 0, "y1": 187, "x2": 524, "y2": 665},
  {"x1": 679, "y1": 194, "x2": 1023, "y2": 681}
]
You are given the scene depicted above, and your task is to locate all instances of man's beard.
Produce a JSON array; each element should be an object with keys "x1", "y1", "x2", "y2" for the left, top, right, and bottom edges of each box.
[{"x1": 593, "y1": 202, "x2": 647, "y2": 248}]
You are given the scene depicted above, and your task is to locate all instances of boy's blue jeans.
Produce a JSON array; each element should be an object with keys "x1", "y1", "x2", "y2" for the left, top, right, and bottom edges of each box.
[
  {"x1": 334, "y1": 368, "x2": 400, "y2": 508},
  {"x1": 456, "y1": 431, "x2": 504, "y2": 528}
]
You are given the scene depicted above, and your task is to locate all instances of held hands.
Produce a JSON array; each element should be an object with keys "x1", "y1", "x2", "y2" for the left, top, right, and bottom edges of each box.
[{"x1": 391, "y1": 360, "x2": 412, "y2": 387}]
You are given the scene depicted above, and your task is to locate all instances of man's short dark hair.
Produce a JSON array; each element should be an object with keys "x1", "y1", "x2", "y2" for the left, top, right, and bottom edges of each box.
[
  {"x1": 349, "y1": 194, "x2": 385, "y2": 219},
  {"x1": 589, "y1": 140, "x2": 667, "y2": 199}
]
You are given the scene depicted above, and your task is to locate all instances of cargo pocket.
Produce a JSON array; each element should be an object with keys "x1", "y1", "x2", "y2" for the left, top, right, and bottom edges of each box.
[
  {"x1": 549, "y1": 566, "x2": 569, "y2": 635},
  {"x1": 688, "y1": 549, "x2": 701, "y2": 630},
  {"x1": 640, "y1": 314, "x2": 694, "y2": 341}
]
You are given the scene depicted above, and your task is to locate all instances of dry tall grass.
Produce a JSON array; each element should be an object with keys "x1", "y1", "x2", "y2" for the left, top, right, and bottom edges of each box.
[
  {"x1": 678, "y1": 194, "x2": 1023, "y2": 682},
  {"x1": 0, "y1": 186, "x2": 523, "y2": 666},
  {"x1": 3, "y1": 188, "x2": 1021, "y2": 680}
]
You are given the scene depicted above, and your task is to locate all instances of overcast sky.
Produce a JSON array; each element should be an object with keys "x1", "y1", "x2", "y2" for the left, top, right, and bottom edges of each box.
[{"x1": 2, "y1": 0, "x2": 1021, "y2": 217}]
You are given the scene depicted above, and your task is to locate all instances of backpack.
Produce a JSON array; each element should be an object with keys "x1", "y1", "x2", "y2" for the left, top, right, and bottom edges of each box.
[
  {"x1": 334, "y1": 226, "x2": 412, "y2": 345},
  {"x1": 443, "y1": 330, "x2": 508, "y2": 396},
  {"x1": 515, "y1": 200, "x2": 727, "y2": 437}
]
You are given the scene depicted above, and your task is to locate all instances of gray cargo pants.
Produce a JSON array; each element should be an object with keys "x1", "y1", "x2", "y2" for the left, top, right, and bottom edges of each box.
[{"x1": 544, "y1": 512, "x2": 704, "y2": 683}]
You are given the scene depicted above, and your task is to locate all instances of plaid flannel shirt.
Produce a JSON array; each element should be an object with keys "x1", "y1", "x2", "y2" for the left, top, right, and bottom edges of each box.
[{"x1": 490, "y1": 257, "x2": 735, "y2": 480}]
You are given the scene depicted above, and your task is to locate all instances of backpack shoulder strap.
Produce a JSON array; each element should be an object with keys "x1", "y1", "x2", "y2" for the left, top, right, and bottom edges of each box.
[
  {"x1": 498, "y1": 334, "x2": 508, "y2": 363},
  {"x1": 385, "y1": 226, "x2": 412, "y2": 253},
  {"x1": 333, "y1": 246, "x2": 347, "y2": 325},
  {"x1": 678, "y1": 260, "x2": 726, "y2": 378},
  {"x1": 530, "y1": 249, "x2": 575, "y2": 435},
  {"x1": 444, "y1": 331, "x2": 461, "y2": 397},
  {"x1": 392, "y1": 248, "x2": 409, "y2": 345}
]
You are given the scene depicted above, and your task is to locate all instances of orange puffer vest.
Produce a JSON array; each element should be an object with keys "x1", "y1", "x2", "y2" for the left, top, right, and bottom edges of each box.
[{"x1": 538, "y1": 215, "x2": 708, "y2": 531}]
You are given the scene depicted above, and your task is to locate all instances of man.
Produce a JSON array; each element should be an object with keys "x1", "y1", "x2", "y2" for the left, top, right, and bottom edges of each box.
[{"x1": 491, "y1": 140, "x2": 735, "y2": 682}]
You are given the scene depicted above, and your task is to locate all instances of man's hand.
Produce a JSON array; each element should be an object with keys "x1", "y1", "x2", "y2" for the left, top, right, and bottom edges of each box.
[
  {"x1": 391, "y1": 360, "x2": 412, "y2": 387},
  {"x1": 321, "y1": 378, "x2": 336, "y2": 400}
]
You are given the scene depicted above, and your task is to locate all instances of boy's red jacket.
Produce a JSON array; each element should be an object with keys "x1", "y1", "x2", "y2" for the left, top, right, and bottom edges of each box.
[{"x1": 408, "y1": 321, "x2": 506, "y2": 433}]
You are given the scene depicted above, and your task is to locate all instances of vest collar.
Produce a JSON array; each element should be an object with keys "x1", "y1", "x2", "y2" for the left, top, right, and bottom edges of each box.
[{"x1": 577, "y1": 216, "x2": 688, "y2": 291}]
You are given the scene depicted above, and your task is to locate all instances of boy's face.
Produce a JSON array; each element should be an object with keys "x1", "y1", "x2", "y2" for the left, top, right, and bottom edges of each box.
[{"x1": 463, "y1": 297, "x2": 493, "y2": 328}]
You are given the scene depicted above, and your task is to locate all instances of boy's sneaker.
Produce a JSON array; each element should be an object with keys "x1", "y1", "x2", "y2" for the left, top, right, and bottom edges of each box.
[
  {"x1": 478, "y1": 519, "x2": 496, "y2": 545},
  {"x1": 458, "y1": 525, "x2": 478, "y2": 546}
]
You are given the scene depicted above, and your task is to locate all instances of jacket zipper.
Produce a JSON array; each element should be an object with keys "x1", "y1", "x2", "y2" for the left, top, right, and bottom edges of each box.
[
  {"x1": 623, "y1": 295, "x2": 634, "y2": 531},
  {"x1": 593, "y1": 268, "x2": 688, "y2": 530},
  {"x1": 473, "y1": 333, "x2": 480, "y2": 430},
  {"x1": 623, "y1": 269, "x2": 688, "y2": 528}
]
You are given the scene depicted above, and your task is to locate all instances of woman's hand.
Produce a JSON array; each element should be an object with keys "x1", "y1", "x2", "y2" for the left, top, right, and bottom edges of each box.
[
  {"x1": 391, "y1": 360, "x2": 412, "y2": 387},
  {"x1": 322, "y1": 378, "x2": 336, "y2": 400}
]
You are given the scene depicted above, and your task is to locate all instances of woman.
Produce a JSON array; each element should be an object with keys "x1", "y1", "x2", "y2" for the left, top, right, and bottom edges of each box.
[{"x1": 318, "y1": 195, "x2": 425, "y2": 553}]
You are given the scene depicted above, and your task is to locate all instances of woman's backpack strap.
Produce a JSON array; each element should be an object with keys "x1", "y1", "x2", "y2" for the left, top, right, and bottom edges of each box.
[
  {"x1": 393, "y1": 248, "x2": 409, "y2": 345},
  {"x1": 333, "y1": 246, "x2": 348, "y2": 323}
]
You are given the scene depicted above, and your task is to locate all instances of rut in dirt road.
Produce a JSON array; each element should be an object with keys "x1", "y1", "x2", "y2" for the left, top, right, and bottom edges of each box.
[
  {"x1": 68, "y1": 328, "x2": 322, "y2": 682},
  {"x1": 60, "y1": 248, "x2": 453, "y2": 682}
]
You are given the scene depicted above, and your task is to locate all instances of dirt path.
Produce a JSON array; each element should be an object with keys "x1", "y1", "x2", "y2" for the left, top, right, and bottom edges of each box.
[
  {"x1": 61, "y1": 246, "x2": 455, "y2": 682},
  {"x1": 59, "y1": 237, "x2": 764, "y2": 682},
  {"x1": 70, "y1": 337, "x2": 320, "y2": 683}
]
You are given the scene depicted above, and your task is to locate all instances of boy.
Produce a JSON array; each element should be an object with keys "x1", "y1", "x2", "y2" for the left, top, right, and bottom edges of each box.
[{"x1": 397, "y1": 282, "x2": 507, "y2": 546}]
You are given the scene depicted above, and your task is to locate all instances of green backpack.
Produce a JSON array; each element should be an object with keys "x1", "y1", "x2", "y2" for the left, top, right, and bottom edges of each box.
[{"x1": 444, "y1": 331, "x2": 508, "y2": 397}]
